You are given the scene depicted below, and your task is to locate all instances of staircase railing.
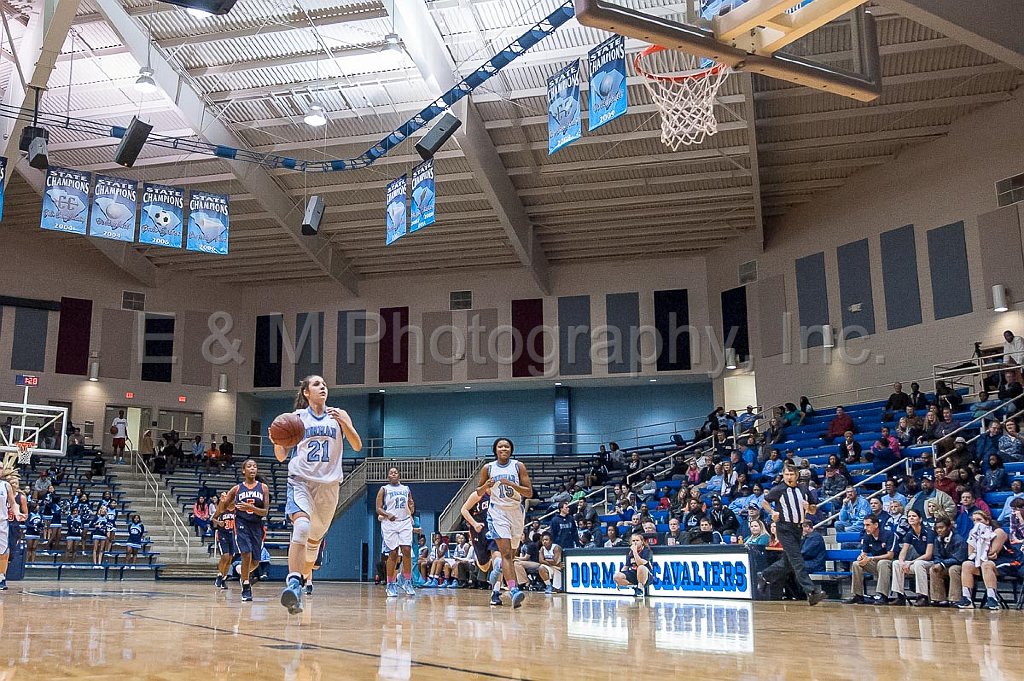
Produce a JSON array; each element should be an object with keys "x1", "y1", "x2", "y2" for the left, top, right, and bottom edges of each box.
[
  {"x1": 333, "y1": 461, "x2": 369, "y2": 520},
  {"x1": 127, "y1": 440, "x2": 192, "y2": 564},
  {"x1": 365, "y1": 457, "x2": 485, "y2": 482},
  {"x1": 437, "y1": 461, "x2": 490, "y2": 533}
]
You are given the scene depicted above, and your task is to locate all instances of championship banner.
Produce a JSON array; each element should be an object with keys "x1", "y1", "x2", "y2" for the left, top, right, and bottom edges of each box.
[
  {"x1": 547, "y1": 60, "x2": 582, "y2": 154},
  {"x1": 385, "y1": 174, "x2": 407, "y2": 245},
  {"x1": 139, "y1": 183, "x2": 185, "y2": 248},
  {"x1": 41, "y1": 167, "x2": 91, "y2": 235},
  {"x1": 410, "y1": 159, "x2": 435, "y2": 233},
  {"x1": 0, "y1": 156, "x2": 7, "y2": 224},
  {"x1": 88, "y1": 175, "x2": 137, "y2": 242},
  {"x1": 187, "y1": 190, "x2": 230, "y2": 255},
  {"x1": 587, "y1": 35, "x2": 627, "y2": 131}
]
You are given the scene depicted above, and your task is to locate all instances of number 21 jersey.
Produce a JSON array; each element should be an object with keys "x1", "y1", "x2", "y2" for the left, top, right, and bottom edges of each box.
[{"x1": 288, "y1": 407, "x2": 345, "y2": 484}]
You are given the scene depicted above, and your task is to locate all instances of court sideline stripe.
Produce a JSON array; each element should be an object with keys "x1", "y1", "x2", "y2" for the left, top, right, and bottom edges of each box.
[{"x1": 123, "y1": 608, "x2": 540, "y2": 680}]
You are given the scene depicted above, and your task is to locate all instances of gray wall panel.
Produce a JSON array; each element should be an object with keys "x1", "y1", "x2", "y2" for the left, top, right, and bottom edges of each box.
[
  {"x1": 10, "y1": 307, "x2": 48, "y2": 372},
  {"x1": 467, "y1": 308, "x2": 499, "y2": 380},
  {"x1": 757, "y1": 274, "x2": 787, "y2": 358},
  {"x1": 795, "y1": 252, "x2": 829, "y2": 348},
  {"x1": 336, "y1": 310, "x2": 366, "y2": 385},
  {"x1": 927, "y1": 220, "x2": 973, "y2": 320},
  {"x1": 978, "y1": 205, "x2": 1024, "y2": 308},
  {"x1": 421, "y1": 311, "x2": 454, "y2": 383},
  {"x1": 879, "y1": 224, "x2": 923, "y2": 330},
  {"x1": 294, "y1": 312, "x2": 324, "y2": 385},
  {"x1": 605, "y1": 292, "x2": 640, "y2": 374},
  {"x1": 837, "y1": 239, "x2": 876, "y2": 338},
  {"x1": 558, "y1": 296, "x2": 592, "y2": 376},
  {"x1": 100, "y1": 308, "x2": 133, "y2": 379},
  {"x1": 180, "y1": 311, "x2": 212, "y2": 386}
]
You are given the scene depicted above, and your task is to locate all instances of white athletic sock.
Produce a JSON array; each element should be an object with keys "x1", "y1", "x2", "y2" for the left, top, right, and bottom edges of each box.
[
  {"x1": 986, "y1": 588, "x2": 998, "y2": 599},
  {"x1": 287, "y1": 571, "x2": 302, "y2": 586},
  {"x1": 962, "y1": 586, "x2": 971, "y2": 598}
]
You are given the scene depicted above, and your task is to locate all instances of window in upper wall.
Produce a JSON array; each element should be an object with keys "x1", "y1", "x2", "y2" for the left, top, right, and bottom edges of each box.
[
  {"x1": 996, "y1": 172, "x2": 1024, "y2": 207},
  {"x1": 450, "y1": 291, "x2": 473, "y2": 310},
  {"x1": 121, "y1": 291, "x2": 146, "y2": 311}
]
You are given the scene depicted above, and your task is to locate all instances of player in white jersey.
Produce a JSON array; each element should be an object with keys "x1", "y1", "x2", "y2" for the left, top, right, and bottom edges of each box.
[
  {"x1": 376, "y1": 466, "x2": 416, "y2": 598},
  {"x1": 0, "y1": 463, "x2": 21, "y2": 590},
  {"x1": 475, "y1": 437, "x2": 532, "y2": 608},
  {"x1": 272, "y1": 375, "x2": 362, "y2": 614}
]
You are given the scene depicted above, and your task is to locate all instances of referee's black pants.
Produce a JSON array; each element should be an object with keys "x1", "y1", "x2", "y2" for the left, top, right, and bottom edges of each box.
[{"x1": 762, "y1": 520, "x2": 817, "y2": 596}]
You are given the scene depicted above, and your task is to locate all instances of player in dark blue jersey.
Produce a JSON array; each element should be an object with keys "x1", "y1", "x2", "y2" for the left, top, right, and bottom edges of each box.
[
  {"x1": 215, "y1": 459, "x2": 269, "y2": 602},
  {"x1": 212, "y1": 502, "x2": 237, "y2": 590},
  {"x1": 461, "y1": 490, "x2": 504, "y2": 603}
]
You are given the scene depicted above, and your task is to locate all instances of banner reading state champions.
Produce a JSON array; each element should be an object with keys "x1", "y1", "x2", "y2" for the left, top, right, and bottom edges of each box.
[
  {"x1": 187, "y1": 190, "x2": 230, "y2": 255},
  {"x1": 587, "y1": 35, "x2": 627, "y2": 131},
  {"x1": 385, "y1": 174, "x2": 407, "y2": 245},
  {"x1": 410, "y1": 159, "x2": 435, "y2": 233},
  {"x1": 139, "y1": 183, "x2": 185, "y2": 248},
  {"x1": 547, "y1": 60, "x2": 582, "y2": 154},
  {"x1": 89, "y1": 175, "x2": 137, "y2": 242},
  {"x1": 41, "y1": 167, "x2": 91, "y2": 235}
]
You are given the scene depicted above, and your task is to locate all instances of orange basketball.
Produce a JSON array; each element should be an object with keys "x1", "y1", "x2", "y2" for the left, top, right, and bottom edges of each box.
[{"x1": 269, "y1": 412, "x2": 304, "y2": 448}]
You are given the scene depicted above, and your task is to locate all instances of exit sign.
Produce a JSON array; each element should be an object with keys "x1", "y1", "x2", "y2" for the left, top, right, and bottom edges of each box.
[
  {"x1": 125, "y1": 392, "x2": 135, "y2": 399},
  {"x1": 15, "y1": 375, "x2": 39, "y2": 387},
  {"x1": 178, "y1": 396, "x2": 187, "y2": 403}
]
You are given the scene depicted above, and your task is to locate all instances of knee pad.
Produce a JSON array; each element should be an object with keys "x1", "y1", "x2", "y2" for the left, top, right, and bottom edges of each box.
[
  {"x1": 305, "y1": 537, "x2": 322, "y2": 564},
  {"x1": 291, "y1": 516, "x2": 310, "y2": 546}
]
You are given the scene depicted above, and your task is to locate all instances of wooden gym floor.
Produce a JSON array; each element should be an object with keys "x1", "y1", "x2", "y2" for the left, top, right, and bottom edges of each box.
[{"x1": 0, "y1": 581, "x2": 1018, "y2": 679}]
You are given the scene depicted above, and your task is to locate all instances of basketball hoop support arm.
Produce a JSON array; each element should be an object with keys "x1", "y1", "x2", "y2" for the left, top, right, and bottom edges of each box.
[{"x1": 573, "y1": 0, "x2": 882, "y2": 102}]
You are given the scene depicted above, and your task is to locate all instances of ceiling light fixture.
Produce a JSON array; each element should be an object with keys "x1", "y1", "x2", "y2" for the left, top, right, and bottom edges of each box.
[
  {"x1": 304, "y1": 103, "x2": 327, "y2": 127},
  {"x1": 135, "y1": 67, "x2": 157, "y2": 94},
  {"x1": 384, "y1": 32, "x2": 403, "y2": 52}
]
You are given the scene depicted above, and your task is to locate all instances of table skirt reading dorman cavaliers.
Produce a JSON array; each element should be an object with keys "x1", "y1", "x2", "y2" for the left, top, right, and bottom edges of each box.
[{"x1": 563, "y1": 545, "x2": 773, "y2": 600}]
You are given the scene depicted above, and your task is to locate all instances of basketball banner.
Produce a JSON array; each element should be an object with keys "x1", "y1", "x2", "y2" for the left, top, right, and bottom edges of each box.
[
  {"x1": 385, "y1": 174, "x2": 407, "y2": 245},
  {"x1": 89, "y1": 175, "x2": 137, "y2": 242},
  {"x1": 187, "y1": 190, "x2": 230, "y2": 255},
  {"x1": 548, "y1": 60, "x2": 582, "y2": 154},
  {"x1": 410, "y1": 159, "x2": 435, "y2": 233},
  {"x1": 587, "y1": 35, "x2": 627, "y2": 131},
  {"x1": 40, "y1": 167, "x2": 91, "y2": 235},
  {"x1": 139, "y1": 183, "x2": 185, "y2": 249},
  {"x1": 0, "y1": 156, "x2": 7, "y2": 224}
]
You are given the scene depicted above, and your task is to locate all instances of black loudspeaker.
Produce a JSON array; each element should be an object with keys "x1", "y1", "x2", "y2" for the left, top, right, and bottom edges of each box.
[
  {"x1": 156, "y1": 0, "x2": 238, "y2": 15},
  {"x1": 114, "y1": 117, "x2": 153, "y2": 168},
  {"x1": 415, "y1": 113, "x2": 462, "y2": 160},
  {"x1": 301, "y1": 195, "x2": 325, "y2": 236}
]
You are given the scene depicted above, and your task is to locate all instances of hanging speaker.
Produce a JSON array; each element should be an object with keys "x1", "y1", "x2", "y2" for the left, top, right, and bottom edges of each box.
[
  {"x1": 415, "y1": 113, "x2": 462, "y2": 160},
  {"x1": 114, "y1": 117, "x2": 153, "y2": 168},
  {"x1": 302, "y1": 195, "x2": 325, "y2": 235}
]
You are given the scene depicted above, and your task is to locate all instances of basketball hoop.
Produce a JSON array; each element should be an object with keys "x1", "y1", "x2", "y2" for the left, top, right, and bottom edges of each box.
[
  {"x1": 634, "y1": 46, "x2": 730, "y2": 150},
  {"x1": 15, "y1": 441, "x2": 33, "y2": 465}
]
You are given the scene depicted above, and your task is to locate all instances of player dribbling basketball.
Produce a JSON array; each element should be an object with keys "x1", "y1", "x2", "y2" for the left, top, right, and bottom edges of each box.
[{"x1": 271, "y1": 375, "x2": 362, "y2": 614}]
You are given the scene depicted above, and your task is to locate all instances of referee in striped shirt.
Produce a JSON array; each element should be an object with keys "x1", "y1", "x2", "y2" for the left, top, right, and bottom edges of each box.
[{"x1": 759, "y1": 463, "x2": 825, "y2": 605}]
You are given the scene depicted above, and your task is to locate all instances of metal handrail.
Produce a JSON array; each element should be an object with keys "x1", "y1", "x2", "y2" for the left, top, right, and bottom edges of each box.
[
  {"x1": 127, "y1": 440, "x2": 192, "y2": 564},
  {"x1": 765, "y1": 375, "x2": 939, "y2": 421},
  {"x1": 812, "y1": 396, "x2": 1018, "y2": 529}
]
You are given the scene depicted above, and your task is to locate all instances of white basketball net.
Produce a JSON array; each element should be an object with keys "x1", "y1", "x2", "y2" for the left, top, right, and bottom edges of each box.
[
  {"x1": 15, "y1": 442, "x2": 33, "y2": 465},
  {"x1": 635, "y1": 47, "x2": 730, "y2": 150}
]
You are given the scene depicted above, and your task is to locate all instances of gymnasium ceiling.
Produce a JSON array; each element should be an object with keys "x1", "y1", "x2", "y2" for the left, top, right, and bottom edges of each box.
[{"x1": 0, "y1": 0, "x2": 1021, "y2": 292}]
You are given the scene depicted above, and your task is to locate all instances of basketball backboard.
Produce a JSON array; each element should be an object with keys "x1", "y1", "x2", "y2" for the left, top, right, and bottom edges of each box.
[
  {"x1": 0, "y1": 401, "x2": 69, "y2": 458},
  {"x1": 574, "y1": 0, "x2": 882, "y2": 101}
]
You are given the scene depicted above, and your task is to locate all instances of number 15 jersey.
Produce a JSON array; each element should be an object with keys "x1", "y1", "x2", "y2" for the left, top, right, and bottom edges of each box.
[{"x1": 288, "y1": 407, "x2": 345, "y2": 484}]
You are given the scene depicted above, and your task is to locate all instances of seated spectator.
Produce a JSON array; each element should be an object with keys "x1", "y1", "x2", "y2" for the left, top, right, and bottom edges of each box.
[
  {"x1": 975, "y1": 420, "x2": 1002, "y2": 463},
  {"x1": 868, "y1": 427, "x2": 901, "y2": 473},
  {"x1": 573, "y1": 498, "x2": 598, "y2": 526},
  {"x1": 882, "y1": 382, "x2": 911, "y2": 422},
  {"x1": 917, "y1": 412, "x2": 940, "y2": 444},
  {"x1": 844, "y1": 515, "x2": 897, "y2": 604},
  {"x1": 982, "y1": 455, "x2": 1008, "y2": 492},
  {"x1": 548, "y1": 485, "x2": 571, "y2": 508},
  {"x1": 880, "y1": 479, "x2": 908, "y2": 510},
  {"x1": 636, "y1": 474, "x2": 658, "y2": 503},
  {"x1": 908, "y1": 382, "x2": 929, "y2": 410},
  {"x1": 835, "y1": 486, "x2": 871, "y2": 532},
  {"x1": 797, "y1": 396, "x2": 815, "y2": 426},
  {"x1": 894, "y1": 417, "x2": 916, "y2": 448},
  {"x1": 955, "y1": 491, "x2": 991, "y2": 539},
  {"x1": 838, "y1": 431, "x2": 862, "y2": 465},
  {"x1": 998, "y1": 370, "x2": 1024, "y2": 416},
  {"x1": 957, "y1": 511, "x2": 1013, "y2": 610},
  {"x1": 997, "y1": 479, "x2": 1024, "y2": 521},
  {"x1": 204, "y1": 442, "x2": 220, "y2": 471},
  {"x1": 758, "y1": 418, "x2": 786, "y2": 462},
  {"x1": 945, "y1": 437, "x2": 974, "y2": 471},
  {"x1": 191, "y1": 495, "x2": 211, "y2": 537},
  {"x1": 998, "y1": 420, "x2": 1024, "y2": 462},
  {"x1": 664, "y1": 517, "x2": 685, "y2": 546},
  {"x1": 88, "y1": 451, "x2": 105, "y2": 480},
  {"x1": 603, "y1": 525, "x2": 625, "y2": 548},
  {"x1": 820, "y1": 406, "x2": 855, "y2": 444},
  {"x1": 623, "y1": 452, "x2": 642, "y2": 484},
  {"x1": 685, "y1": 517, "x2": 724, "y2": 545},
  {"x1": 885, "y1": 499, "x2": 910, "y2": 544},
  {"x1": 666, "y1": 454, "x2": 688, "y2": 481},
  {"x1": 1008, "y1": 498, "x2": 1024, "y2": 548},
  {"x1": 736, "y1": 405, "x2": 759, "y2": 433},
  {"x1": 606, "y1": 442, "x2": 624, "y2": 470},
  {"x1": 868, "y1": 497, "x2": 891, "y2": 528},
  {"x1": 933, "y1": 407, "x2": 961, "y2": 445},
  {"x1": 31, "y1": 471, "x2": 50, "y2": 501},
  {"x1": 711, "y1": 430, "x2": 733, "y2": 459},
  {"x1": 903, "y1": 405, "x2": 924, "y2": 435},
  {"x1": 67, "y1": 428, "x2": 85, "y2": 457},
  {"x1": 933, "y1": 466, "x2": 958, "y2": 499},
  {"x1": 585, "y1": 458, "x2": 610, "y2": 489},
  {"x1": 190, "y1": 435, "x2": 205, "y2": 464},
  {"x1": 708, "y1": 495, "x2": 740, "y2": 538},
  {"x1": 734, "y1": 438, "x2": 756, "y2": 470},
  {"x1": 928, "y1": 517, "x2": 968, "y2": 606},
  {"x1": 907, "y1": 470, "x2": 955, "y2": 521},
  {"x1": 669, "y1": 487, "x2": 689, "y2": 518},
  {"x1": 703, "y1": 463, "x2": 727, "y2": 497},
  {"x1": 781, "y1": 403, "x2": 801, "y2": 427},
  {"x1": 935, "y1": 380, "x2": 964, "y2": 412},
  {"x1": 801, "y1": 519, "x2": 826, "y2": 573},
  {"x1": 682, "y1": 498, "x2": 704, "y2": 531},
  {"x1": 972, "y1": 391, "x2": 1004, "y2": 425},
  {"x1": 761, "y1": 450, "x2": 784, "y2": 482},
  {"x1": 657, "y1": 487, "x2": 672, "y2": 510},
  {"x1": 889, "y1": 508, "x2": 935, "y2": 605},
  {"x1": 744, "y1": 518, "x2": 770, "y2": 545}
]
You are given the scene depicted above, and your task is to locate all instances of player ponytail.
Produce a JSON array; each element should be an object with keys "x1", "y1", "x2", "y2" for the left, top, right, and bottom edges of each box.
[{"x1": 294, "y1": 376, "x2": 315, "y2": 409}]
